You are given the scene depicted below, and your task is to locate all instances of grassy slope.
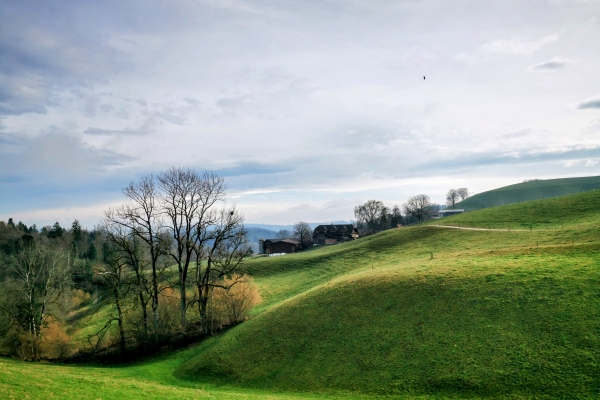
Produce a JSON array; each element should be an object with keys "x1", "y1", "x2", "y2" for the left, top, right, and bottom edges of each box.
[
  {"x1": 437, "y1": 189, "x2": 600, "y2": 229},
  {"x1": 177, "y1": 191, "x2": 600, "y2": 398},
  {"x1": 453, "y1": 175, "x2": 600, "y2": 210},
  {"x1": 4, "y1": 190, "x2": 600, "y2": 399},
  {"x1": 0, "y1": 348, "x2": 360, "y2": 400}
]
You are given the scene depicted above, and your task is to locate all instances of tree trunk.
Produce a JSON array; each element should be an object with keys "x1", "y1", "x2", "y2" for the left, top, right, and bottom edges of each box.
[
  {"x1": 139, "y1": 292, "x2": 148, "y2": 342},
  {"x1": 115, "y1": 290, "x2": 126, "y2": 355},
  {"x1": 199, "y1": 294, "x2": 209, "y2": 335},
  {"x1": 179, "y1": 274, "x2": 187, "y2": 332}
]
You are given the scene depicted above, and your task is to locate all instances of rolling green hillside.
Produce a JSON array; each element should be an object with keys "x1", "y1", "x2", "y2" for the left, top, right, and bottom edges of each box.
[
  {"x1": 5, "y1": 190, "x2": 600, "y2": 399},
  {"x1": 177, "y1": 190, "x2": 600, "y2": 398},
  {"x1": 453, "y1": 175, "x2": 600, "y2": 210},
  {"x1": 436, "y1": 189, "x2": 600, "y2": 230}
]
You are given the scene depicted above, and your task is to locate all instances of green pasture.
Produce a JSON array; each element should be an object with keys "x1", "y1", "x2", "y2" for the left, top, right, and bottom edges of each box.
[
  {"x1": 436, "y1": 189, "x2": 600, "y2": 229},
  {"x1": 454, "y1": 174, "x2": 600, "y2": 210},
  {"x1": 4, "y1": 189, "x2": 600, "y2": 398}
]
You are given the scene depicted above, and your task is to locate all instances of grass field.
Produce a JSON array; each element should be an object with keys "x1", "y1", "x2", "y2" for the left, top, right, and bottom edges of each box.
[
  {"x1": 3, "y1": 190, "x2": 600, "y2": 399},
  {"x1": 453, "y1": 175, "x2": 600, "y2": 211}
]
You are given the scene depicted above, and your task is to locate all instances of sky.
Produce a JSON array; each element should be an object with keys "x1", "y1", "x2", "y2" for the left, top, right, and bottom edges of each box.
[{"x1": 1, "y1": 0, "x2": 600, "y2": 229}]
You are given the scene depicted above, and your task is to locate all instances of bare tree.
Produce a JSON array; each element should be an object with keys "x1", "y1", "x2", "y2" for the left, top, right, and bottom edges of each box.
[
  {"x1": 457, "y1": 188, "x2": 471, "y2": 201},
  {"x1": 193, "y1": 206, "x2": 250, "y2": 334},
  {"x1": 105, "y1": 176, "x2": 166, "y2": 344},
  {"x1": 157, "y1": 168, "x2": 226, "y2": 332},
  {"x1": 93, "y1": 236, "x2": 132, "y2": 355},
  {"x1": 446, "y1": 189, "x2": 459, "y2": 210},
  {"x1": 354, "y1": 200, "x2": 385, "y2": 234},
  {"x1": 403, "y1": 194, "x2": 433, "y2": 223},
  {"x1": 293, "y1": 222, "x2": 312, "y2": 250},
  {"x1": 275, "y1": 229, "x2": 291, "y2": 239},
  {"x1": 4, "y1": 245, "x2": 67, "y2": 360},
  {"x1": 390, "y1": 205, "x2": 402, "y2": 227}
]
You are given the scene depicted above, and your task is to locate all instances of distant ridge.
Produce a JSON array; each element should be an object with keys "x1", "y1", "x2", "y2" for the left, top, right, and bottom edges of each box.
[{"x1": 453, "y1": 175, "x2": 600, "y2": 210}]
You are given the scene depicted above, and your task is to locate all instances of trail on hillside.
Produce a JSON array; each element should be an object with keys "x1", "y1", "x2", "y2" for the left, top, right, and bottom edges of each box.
[{"x1": 431, "y1": 225, "x2": 531, "y2": 232}]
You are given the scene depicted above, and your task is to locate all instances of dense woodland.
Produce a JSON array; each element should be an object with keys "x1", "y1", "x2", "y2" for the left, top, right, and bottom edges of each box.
[{"x1": 0, "y1": 168, "x2": 260, "y2": 362}]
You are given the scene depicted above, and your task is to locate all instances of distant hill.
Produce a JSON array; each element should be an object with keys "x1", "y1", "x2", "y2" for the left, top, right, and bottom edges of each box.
[
  {"x1": 452, "y1": 175, "x2": 600, "y2": 210},
  {"x1": 245, "y1": 227, "x2": 278, "y2": 253}
]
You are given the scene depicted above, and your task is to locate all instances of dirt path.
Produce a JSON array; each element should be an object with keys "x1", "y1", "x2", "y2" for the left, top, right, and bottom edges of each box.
[{"x1": 431, "y1": 225, "x2": 531, "y2": 232}]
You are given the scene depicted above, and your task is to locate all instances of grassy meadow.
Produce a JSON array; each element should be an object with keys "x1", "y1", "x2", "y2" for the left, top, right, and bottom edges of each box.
[
  {"x1": 3, "y1": 190, "x2": 600, "y2": 399},
  {"x1": 454, "y1": 175, "x2": 600, "y2": 211}
]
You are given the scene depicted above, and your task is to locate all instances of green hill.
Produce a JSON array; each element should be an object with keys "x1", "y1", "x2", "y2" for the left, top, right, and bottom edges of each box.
[
  {"x1": 4, "y1": 190, "x2": 600, "y2": 399},
  {"x1": 453, "y1": 175, "x2": 600, "y2": 210},
  {"x1": 176, "y1": 190, "x2": 600, "y2": 398}
]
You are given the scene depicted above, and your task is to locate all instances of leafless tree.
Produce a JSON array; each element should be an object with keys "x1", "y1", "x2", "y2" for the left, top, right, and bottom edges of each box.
[
  {"x1": 446, "y1": 189, "x2": 459, "y2": 209},
  {"x1": 275, "y1": 229, "x2": 291, "y2": 239},
  {"x1": 354, "y1": 200, "x2": 385, "y2": 233},
  {"x1": 4, "y1": 245, "x2": 67, "y2": 360},
  {"x1": 157, "y1": 168, "x2": 226, "y2": 332},
  {"x1": 403, "y1": 194, "x2": 433, "y2": 223},
  {"x1": 391, "y1": 205, "x2": 402, "y2": 227},
  {"x1": 193, "y1": 206, "x2": 250, "y2": 334},
  {"x1": 105, "y1": 175, "x2": 166, "y2": 343},
  {"x1": 457, "y1": 188, "x2": 471, "y2": 201},
  {"x1": 93, "y1": 236, "x2": 132, "y2": 355},
  {"x1": 293, "y1": 222, "x2": 312, "y2": 249}
]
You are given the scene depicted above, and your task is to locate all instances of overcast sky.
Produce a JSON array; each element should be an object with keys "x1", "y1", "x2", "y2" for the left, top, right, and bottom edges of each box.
[{"x1": 1, "y1": 0, "x2": 600, "y2": 228}]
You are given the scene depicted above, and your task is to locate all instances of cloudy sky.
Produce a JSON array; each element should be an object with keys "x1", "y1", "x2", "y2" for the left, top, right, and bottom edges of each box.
[{"x1": 1, "y1": 0, "x2": 600, "y2": 228}]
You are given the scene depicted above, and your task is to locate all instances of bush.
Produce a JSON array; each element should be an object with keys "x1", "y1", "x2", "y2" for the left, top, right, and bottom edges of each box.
[
  {"x1": 39, "y1": 319, "x2": 73, "y2": 360},
  {"x1": 211, "y1": 274, "x2": 261, "y2": 326}
]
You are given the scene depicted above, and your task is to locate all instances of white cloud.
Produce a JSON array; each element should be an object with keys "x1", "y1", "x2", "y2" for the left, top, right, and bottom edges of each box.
[
  {"x1": 586, "y1": 159, "x2": 599, "y2": 167},
  {"x1": 2, "y1": 1, "x2": 600, "y2": 224},
  {"x1": 483, "y1": 34, "x2": 559, "y2": 55}
]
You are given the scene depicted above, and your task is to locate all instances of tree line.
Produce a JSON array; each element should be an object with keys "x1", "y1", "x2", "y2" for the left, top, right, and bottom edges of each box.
[
  {"x1": 273, "y1": 221, "x2": 313, "y2": 250},
  {"x1": 354, "y1": 188, "x2": 471, "y2": 235},
  {"x1": 0, "y1": 167, "x2": 260, "y2": 361}
]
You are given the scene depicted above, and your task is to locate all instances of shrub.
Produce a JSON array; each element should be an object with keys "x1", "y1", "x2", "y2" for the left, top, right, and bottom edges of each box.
[
  {"x1": 211, "y1": 274, "x2": 261, "y2": 326},
  {"x1": 39, "y1": 319, "x2": 73, "y2": 360}
]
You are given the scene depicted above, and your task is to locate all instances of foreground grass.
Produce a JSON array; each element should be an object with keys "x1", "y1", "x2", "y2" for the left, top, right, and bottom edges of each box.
[{"x1": 0, "y1": 349, "x2": 372, "y2": 400}]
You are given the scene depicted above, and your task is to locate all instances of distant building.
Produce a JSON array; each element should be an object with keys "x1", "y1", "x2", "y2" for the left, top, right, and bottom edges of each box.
[
  {"x1": 438, "y1": 209, "x2": 465, "y2": 218},
  {"x1": 312, "y1": 224, "x2": 359, "y2": 245},
  {"x1": 262, "y1": 239, "x2": 301, "y2": 254}
]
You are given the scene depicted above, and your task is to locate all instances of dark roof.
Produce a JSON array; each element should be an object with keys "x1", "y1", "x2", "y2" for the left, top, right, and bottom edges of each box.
[
  {"x1": 313, "y1": 224, "x2": 356, "y2": 234},
  {"x1": 264, "y1": 239, "x2": 300, "y2": 245}
]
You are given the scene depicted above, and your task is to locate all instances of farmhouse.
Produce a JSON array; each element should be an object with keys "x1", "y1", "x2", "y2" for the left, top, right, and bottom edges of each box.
[
  {"x1": 312, "y1": 224, "x2": 359, "y2": 245},
  {"x1": 261, "y1": 239, "x2": 300, "y2": 254}
]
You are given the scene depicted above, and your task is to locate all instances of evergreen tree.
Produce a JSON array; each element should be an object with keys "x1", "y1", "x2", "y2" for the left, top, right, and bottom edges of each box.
[
  {"x1": 86, "y1": 240, "x2": 97, "y2": 260},
  {"x1": 47, "y1": 222, "x2": 64, "y2": 239},
  {"x1": 71, "y1": 220, "x2": 82, "y2": 258}
]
